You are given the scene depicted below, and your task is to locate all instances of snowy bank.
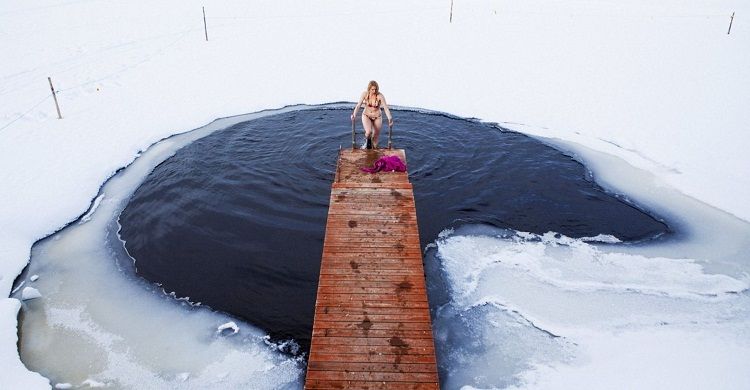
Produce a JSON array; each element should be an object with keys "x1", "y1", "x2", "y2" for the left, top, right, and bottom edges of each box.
[{"x1": 2, "y1": 0, "x2": 748, "y2": 388}]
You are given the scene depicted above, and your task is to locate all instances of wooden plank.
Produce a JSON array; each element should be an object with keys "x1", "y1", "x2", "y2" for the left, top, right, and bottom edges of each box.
[
  {"x1": 331, "y1": 188, "x2": 412, "y2": 194},
  {"x1": 328, "y1": 201, "x2": 414, "y2": 207},
  {"x1": 317, "y1": 273, "x2": 426, "y2": 281},
  {"x1": 313, "y1": 306, "x2": 431, "y2": 317},
  {"x1": 321, "y1": 229, "x2": 420, "y2": 236},
  {"x1": 324, "y1": 220, "x2": 419, "y2": 227},
  {"x1": 322, "y1": 240, "x2": 421, "y2": 248},
  {"x1": 314, "y1": 301, "x2": 429, "y2": 310},
  {"x1": 333, "y1": 182, "x2": 413, "y2": 189},
  {"x1": 330, "y1": 198, "x2": 415, "y2": 205},
  {"x1": 317, "y1": 286, "x2": 427, "y2": 295},
  {"x1": 318, "y1": 255, "x2": 425, "y2": 262},
  {"x1": 311, "y1": 320, "x2": 433, "y2": 331},
  {"x1": 318, "y1": 294, "x2": 427, "y2": 306},
  {"x1": 307, "y1": 344, "x2": 435, "y2": 357},
  {"x1": 306, "y1": 149, "x2": 438, "y2": 389},
  {"x1": 305, "y1": 369, "x2": 438, "y2": 382},
  {"x1": 308, "y1": 361, "x2": 437, "y2": 373},
  {"x1": 326, "y1": 211, "x2": 418, "y2": 218},
  {"x1": 320, "y1": 254, "x2": 424, "y2": 261},
  {"x1": 330, "y1": 194, "x2": 414, "y2": 200},
  {"x1": 318, "y1": 257, "x2": 424, "y2": 264},
  {"x1": 305, "y1": 380, "x2": 439, "y2": 389},
  {"x1": 324, "y1": 222, "x2": 418, "y2": 230},
  {"x1": 317, "y1": 272, "x2": 423, "y2": 279},
  {"x1": 320, "y1": 264, "x2": 424, "y2": 275},
  {"x1": 312, "y1": 328, "x2": 434, "y2": 339},
  {"x1": 315, "y1": 304, "x2": 429, "y2": 313},
  {"x1": 321, "y1": 251, "x2": 422, "y2": 258},
  {"x1": 314, "y1": 314, "x2": 431, "y2": 324},
  {"x1": 319, "y1": 261, "x2": 425, "y2": 270},
  {"x1": 310, "y1": 336, "x2": 435, "y2": 348},
  {"x1": 314, "y1": 284, "x2": 427, "y2": 292},
  {"x1": 309, "y1": 352, "x2": 437, "y2": 365}
]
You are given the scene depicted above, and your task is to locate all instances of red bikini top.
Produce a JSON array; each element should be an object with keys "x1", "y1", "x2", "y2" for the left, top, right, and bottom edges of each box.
[{"x1": 364, "y1": 95, "x2": 380, "y2": 109}]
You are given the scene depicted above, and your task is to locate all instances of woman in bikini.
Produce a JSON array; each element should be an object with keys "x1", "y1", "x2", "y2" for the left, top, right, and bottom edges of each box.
[{"x1": 351, "y1": 80, "x2": 393, "y2": 149}]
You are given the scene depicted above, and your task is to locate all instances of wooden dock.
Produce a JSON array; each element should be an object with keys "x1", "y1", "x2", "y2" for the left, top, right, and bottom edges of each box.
[{"x1": 305, "y1": 149, "x2": 439, "y2": 389}]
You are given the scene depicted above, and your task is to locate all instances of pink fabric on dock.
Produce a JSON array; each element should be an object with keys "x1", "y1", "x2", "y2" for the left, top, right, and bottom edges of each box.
[{"x1": 360, "y1": 155, "x2": 407, "y2": 173}]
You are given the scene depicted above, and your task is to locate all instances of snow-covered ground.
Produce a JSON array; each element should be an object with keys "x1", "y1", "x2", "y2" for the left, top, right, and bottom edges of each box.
[{"x1": 1, "y1": 0, "x2": 748, "y2": 388}]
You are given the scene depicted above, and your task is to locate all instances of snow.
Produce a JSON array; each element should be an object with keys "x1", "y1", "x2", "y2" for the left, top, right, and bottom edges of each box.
[
  {"x1": 0, "y1": 300, "x2": 49, "y2": 388},
  {"x1": 81, "y1": 379, "x2": 106, "y2": 388},
  {"x1": 443, "y1": 232, "x2": 747, "y2": 302},
  {"x1": 10, "y1": 280, "x2": 25, "y2": 295},
  {"x1": 1, "y1": 0, "x2": 748, "y2": 388},
  {"x1": 16, "y1": 113, "x2": 304, "y2": 388},
  {"x1": 432, "y1": 225, "x2": 750, "y2": 389},
  {"x1": 78, "y1": 194, "x2": 104, "y2": 224},
  {"x1": 21, "y1": 287, "x2": 42, "y2": 301},
  {"x1": 30, "y1": 275, "x2": 40, "y2": 282},
  {"x1": 217, "y1": 322, "x2": 240, "y2": 335}
]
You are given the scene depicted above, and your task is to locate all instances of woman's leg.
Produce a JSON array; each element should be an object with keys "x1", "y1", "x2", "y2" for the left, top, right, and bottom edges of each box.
[
  {"x1": 372, "y1": 116, "x2": 383, "y2": 147},
  {"x1": 361, "y1": 115, "x2": 373, "y2": 142}
]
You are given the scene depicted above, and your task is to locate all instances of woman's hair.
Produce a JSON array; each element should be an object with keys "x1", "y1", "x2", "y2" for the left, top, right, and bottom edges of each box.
[{"x1": 367, "y1": 80, "x2": 379, "y2": 95}]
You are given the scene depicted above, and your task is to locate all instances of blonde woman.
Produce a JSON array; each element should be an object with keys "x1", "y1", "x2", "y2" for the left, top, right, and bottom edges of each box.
[{"x1": 351, "y1": 80, "x2": 393, "y2": 149}]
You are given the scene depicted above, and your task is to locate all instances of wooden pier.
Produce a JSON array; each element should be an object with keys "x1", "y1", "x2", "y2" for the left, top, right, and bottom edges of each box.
[{"x1": 305, "y1": 149, "x2": 439, "y2": 389}]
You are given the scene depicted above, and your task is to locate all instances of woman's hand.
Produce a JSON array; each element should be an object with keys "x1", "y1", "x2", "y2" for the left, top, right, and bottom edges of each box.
[
  {"x1": 388, "y1": 118, "x2": 394, "y2": 127},
  {"x1": 351, "y1": 114, "x2": 356, "y2": 122}
]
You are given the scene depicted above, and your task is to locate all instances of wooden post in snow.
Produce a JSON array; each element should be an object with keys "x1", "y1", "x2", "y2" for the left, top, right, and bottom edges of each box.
[
  {"x1": 48, "y1": 77, "x2": 62, "y2": 119},
  {"x1": 450, "y1": 0, "x2": 454, "y2": 23},
  {"x1": 203, "y1": 6, "x2": 209, "y2": 41},
  {"x1": 728, "y1": 12, "x2": 735, "y2": 35}
]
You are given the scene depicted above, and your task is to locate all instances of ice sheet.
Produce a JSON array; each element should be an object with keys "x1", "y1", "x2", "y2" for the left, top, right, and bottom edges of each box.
[
  {"x1": 433, "y1": 226, "x2": 750, "y2": 389},
  {"x1": 13, "y1": 108, "x2": 315, "y2": 389}
]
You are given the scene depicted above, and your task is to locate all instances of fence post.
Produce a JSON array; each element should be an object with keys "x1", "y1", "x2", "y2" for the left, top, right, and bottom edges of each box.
[
  {"x1": 48, "y1": 77, "x2": 62, "y2": 119},
  {"x1": 203, "y1": 7, "x2": 209, "y2": 41},
  {"x1": 450, "y1": 0, "x2": 454, "y2": 23},
  {"x1": 728, "y1": 12, "x2": 735, "y2": 35}
]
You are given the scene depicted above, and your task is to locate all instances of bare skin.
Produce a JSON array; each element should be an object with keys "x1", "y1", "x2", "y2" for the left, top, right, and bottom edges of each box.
[{"x1": 351, "y1": 86, "x2": 393, "y2": 148}]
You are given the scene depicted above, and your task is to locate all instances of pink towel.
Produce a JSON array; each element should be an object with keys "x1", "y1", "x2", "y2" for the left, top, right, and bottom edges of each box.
[{"x1": 361, "y1": 155, "x2": 407, "y2": 174}]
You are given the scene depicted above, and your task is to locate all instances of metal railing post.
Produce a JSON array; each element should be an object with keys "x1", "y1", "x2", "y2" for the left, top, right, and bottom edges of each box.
[
  {"x1": 351, "y1": 117, "x2": 356, "y2": 150},
  {"x1": 388, "y1": 123, "x2": 393, "y2": 150},
  {"x1": 337, "y1": 145, "x2": 342, "y2": 182}
]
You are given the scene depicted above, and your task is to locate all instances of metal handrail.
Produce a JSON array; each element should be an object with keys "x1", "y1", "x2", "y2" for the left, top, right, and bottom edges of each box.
[
  {"x1": 337, "y1": 144, "x2": 342, "y2": 182},
  {"x1": 388, "y1": 122, "x2": 393, "y2": 150},
  {"x1": 352, "y1": 116, "x2": 394, "y2": 150}
]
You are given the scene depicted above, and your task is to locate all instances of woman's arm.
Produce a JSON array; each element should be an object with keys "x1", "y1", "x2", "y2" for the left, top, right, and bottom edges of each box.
[
  {"x1": 351, "y1": 91, "x2": 366, "y2": 121},
  {"x1": 381, "y1": 94, "x2": 393, "y2": 126}
]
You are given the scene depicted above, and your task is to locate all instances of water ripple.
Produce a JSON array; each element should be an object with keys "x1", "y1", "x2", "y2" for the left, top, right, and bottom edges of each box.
[{"x1": 119, "y1": 108, "x2": 668, "y2": 354}]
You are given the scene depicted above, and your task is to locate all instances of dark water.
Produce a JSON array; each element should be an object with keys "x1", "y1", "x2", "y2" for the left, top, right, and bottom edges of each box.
[{"x1": 118, "y1": 107, "x2": 669, "y2": 355}]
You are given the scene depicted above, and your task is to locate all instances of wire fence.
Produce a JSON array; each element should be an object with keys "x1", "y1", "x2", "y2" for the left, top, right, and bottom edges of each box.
[
  {"x1": 0, "y1": 93, "x2": 53, "y2": 133},
  {"x1": 0, "y1": 5, "x2": 737, "y2": 134},
  {"x1": 0, "y1": 28, "x2": 194, "y2": 134}
]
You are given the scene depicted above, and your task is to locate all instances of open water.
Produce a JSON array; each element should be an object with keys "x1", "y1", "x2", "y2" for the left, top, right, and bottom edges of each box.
[{"x1": 118, "y1": 108, "x2": 669, "y2": 354}]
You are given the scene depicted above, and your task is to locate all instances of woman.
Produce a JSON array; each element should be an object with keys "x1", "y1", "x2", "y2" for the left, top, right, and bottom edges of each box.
[{"x1": 351, "y1": 80, "x2": 393, "y2": 149}]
